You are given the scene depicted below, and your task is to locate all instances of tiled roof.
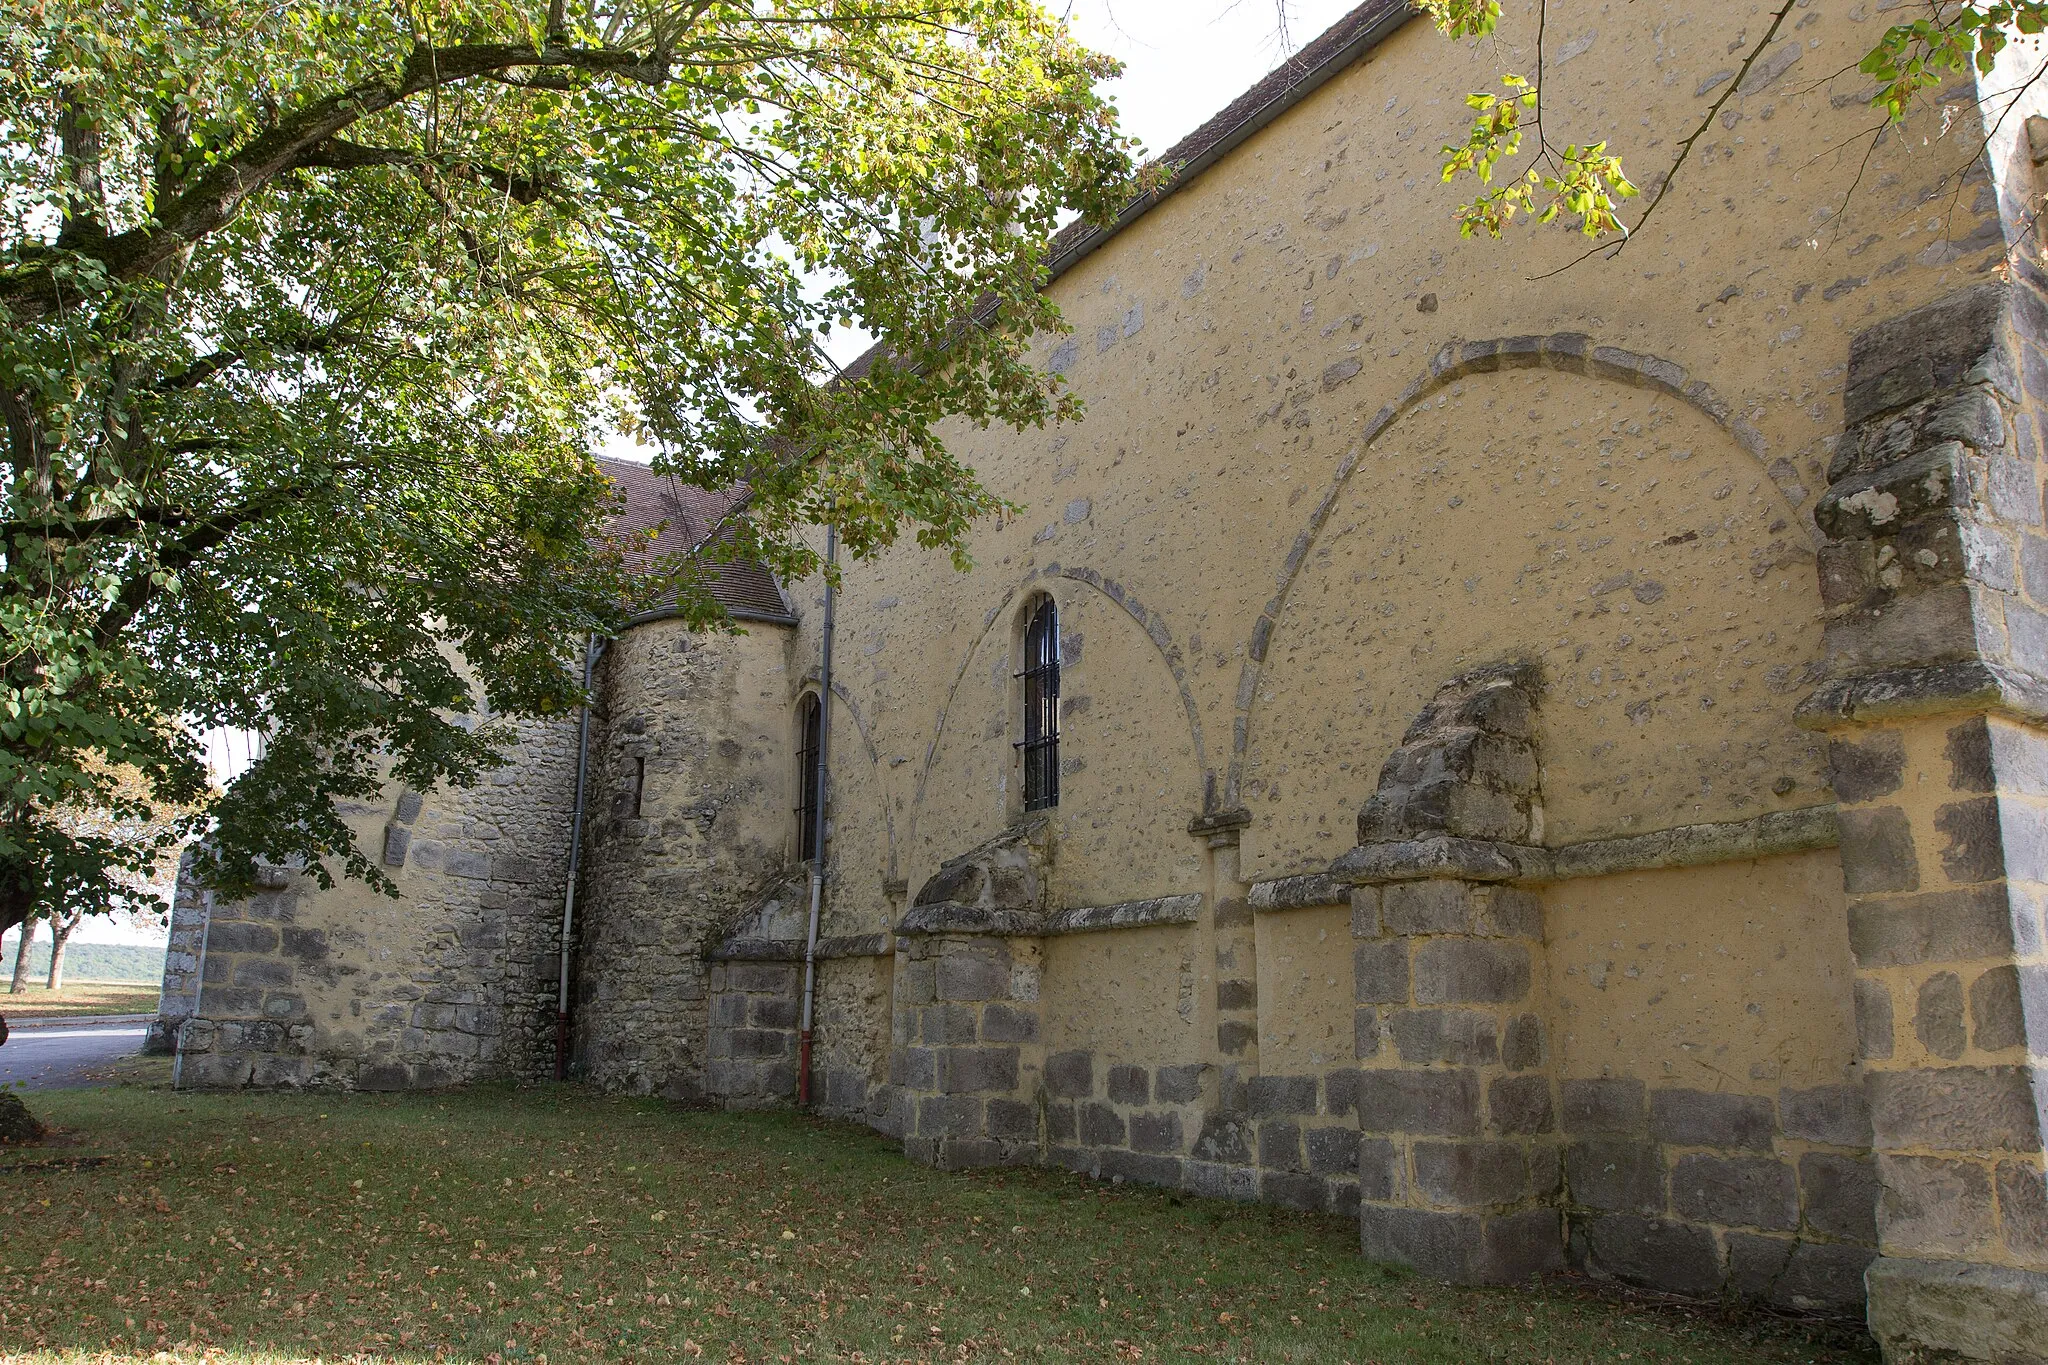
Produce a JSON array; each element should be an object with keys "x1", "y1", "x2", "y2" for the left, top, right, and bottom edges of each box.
[
  {"x1": 599, "y1": 456, "x2": 796, "y2": 624},
  {"x1": 842, "y1": 0, "x2": 1413, "y2": 382}
]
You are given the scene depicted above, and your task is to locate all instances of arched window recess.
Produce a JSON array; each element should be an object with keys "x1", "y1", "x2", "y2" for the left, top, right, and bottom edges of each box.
[{"x1": 1016, "y1": 598, "x2": 1060, "y2": 812}]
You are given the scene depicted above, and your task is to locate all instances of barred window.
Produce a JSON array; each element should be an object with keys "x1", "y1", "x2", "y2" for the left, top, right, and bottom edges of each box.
[
  {"x1": 1017, "y1": 599, "x2": 1060, "y2": 811},
  {"x1": 796, "y1": 692, "x2": 823, "y2": 861}
]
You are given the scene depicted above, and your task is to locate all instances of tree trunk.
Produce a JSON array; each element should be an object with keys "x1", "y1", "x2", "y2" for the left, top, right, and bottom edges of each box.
[
  {"x1": 45, "y1": 911, "x2": 78, "y2": 991},
  {"x1": 8, "y1": 916, "x2": 35, "y2": 994}
]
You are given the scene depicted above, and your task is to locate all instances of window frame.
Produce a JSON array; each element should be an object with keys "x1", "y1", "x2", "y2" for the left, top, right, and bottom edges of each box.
[
  {"x1": 795, "y1": 691, "x2": 824, "y2": 861},
  {"x1": 1016, "y1": 597, "x2": 1061, "y2": 812}
]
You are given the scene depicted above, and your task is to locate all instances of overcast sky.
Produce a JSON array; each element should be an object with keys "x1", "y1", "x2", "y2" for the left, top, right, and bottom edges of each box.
[{"x1": 1061, "y1": 0, "x2": 1363, "y2": 160}]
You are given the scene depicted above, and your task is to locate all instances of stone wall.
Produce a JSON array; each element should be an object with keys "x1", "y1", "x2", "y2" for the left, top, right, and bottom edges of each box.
[
  {"x1": 166, "y1": 714, "x2": 580, "y2": 1090},
  {"x1": 570, "y1": 618, "x2": 801, "y2": 1098}
]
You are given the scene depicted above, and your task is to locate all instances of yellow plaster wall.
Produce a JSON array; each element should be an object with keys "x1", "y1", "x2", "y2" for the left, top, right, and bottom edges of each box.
[
  {"x1": 1038, "y1": 924, "x2": 1203, "y2": 1063},
  {"x1": 1545, "y1": 849, "x2": 1860, "y2": 1093},
  {"x1": 779, "y1": 0, "x2": 1996, "y2": 929},
  {"x1": 1253, "y1": 903, "x2": 1356, "y2": 1077}
]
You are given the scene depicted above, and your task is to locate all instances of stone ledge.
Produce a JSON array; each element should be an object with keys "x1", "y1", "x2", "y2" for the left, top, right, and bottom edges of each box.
[
  {"x1": 1249, "y1": 873, "x2": 1348, "y2": 912},
  {"x1": 1045, "y1": 894, "x2": 1203, "y2": 936},
  {"x1": 706, "y1": 933, "x2": 893, "y2": 962},
  {"x1": 1795, "y1": 660, "x2": 2048, "y2": 730},
  {"x1": 896, "y1": 902, "x2": 1047, "y2": 937},
  {"x1": 1308, "y1": 808, "x2": 1842, "y2": 898},
  {"x1": 1330, "y1": 836, "x2": 1549, "y2": 886},
  {"x1": 1549, "y1": 806, "x2": 1839, "y2": 881},
  {"x1": 1867, "y1": 1256, "x2": 2048, "y2": 1365}
]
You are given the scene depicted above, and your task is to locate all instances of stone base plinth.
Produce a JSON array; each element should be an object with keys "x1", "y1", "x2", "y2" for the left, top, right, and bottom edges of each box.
[{"x1": 1868, "y1": 1257, "x2": 2048, "y2": 1364}]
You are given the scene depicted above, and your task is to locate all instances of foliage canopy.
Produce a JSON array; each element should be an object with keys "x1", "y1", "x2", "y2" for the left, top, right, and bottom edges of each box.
[{"x1": 0, "y1": 0, "x2": 1133, "y2": 933}]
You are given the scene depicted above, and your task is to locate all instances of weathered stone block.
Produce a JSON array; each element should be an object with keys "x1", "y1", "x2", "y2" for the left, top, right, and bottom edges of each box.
[
  {"x1": 889, "y1": 1046, "x2": 935, "y2": 1090},
  {"x1": 1915, "y1": 971, "x2": 1969, "y2": 1060},
  {"x1": 917, "y1": 1094, "x2": 983, "y2": 1139},
  {"x1": 1414, "y1": 1141, "x2": 1528, "y2": 1209},
  {"x1": 1649, "y1": 1088, "x2": 1776, "y2": 1152},
  {"x1": 1390, "y1": 1008, "x2": 1499, "y2": 1067},
  {"x1": 1215, "y1": 978, "x2": 1257, "y2": 1011},
  {"x1": 1260, "y1": 1171, "x2": 1327, "y2": 1211},
  {"x1": 1154, "y1": 1063, "x2": 1206, "y2": 1105},
  {"x1": 1725, "y1": 1233, "x2": 1875, "y2": 1312},
  {"x1": 1107, "y1": 1064, "x2": 1150, "y2": 1106},
  {"x1": 1193, "y1": 1111, "x2": 1253, "y2": 1165},
  {"x1": 730, "y1": 1028, "x2": 792, "y2": 1060},
  {"x1": 1305, "y1": 1126, "x2": 1358, "y2": 1176},
  {"x1": 1382, "y1": 881, "x2": 1476, "y2": 935},
  {"x1": 1997, "y1": 1158, "x2": 2048, "y2": 1260},
  {"x1": 1363, "y1": 1205, "x2": 1561, "y2": 1285},
  {"x1": 750, "y1": 996, "x2": 799, "y2": 1030},
  {"x1": 1565, "y1": 1138, "x2": 1665, "y2": 1215},
  {"x1": 980, "y1": 1002, "x2": 1039, "y2": 1044},
  {"x1": 1799, "y1": 1152, "x2": 1880, "y2": 1243},
  {"x1": 1880, "y1": 1154, "x2": 1998, "y2": 1256},
  {"x1": 921, "y1": 1002, "x2": 979, "y2": 1045},
  {"x1": 726, "y1": 961, "x2": 799, "y2": 994},
  {"x1": 1947, "y1": 717, "x2": 1997, "y2": 793},
  {"x1": 207, "y1": 922, "x2": 279, "y2": 955},
  {"x1": 1099, "y1": 1149, "x2": 1183, "y2": 1188},
  {"x1": 1867, "y1": 1256, "x2": 2048, "y2": 1365},
  {"x1": 1355, "y1": 1008, "x2": 1380, "y2": 1061},
  {"x1": 1574, "y1": 1214, "x2": 1722, "y2": 1297},
  {"x1": 986, "y1": 1097, "x2": 1036, "y2": 1143},
  {"x1": 1079, "y1": 1101, "x2": 1125, "y2": 1147},
  {"x1": 1129, "y1": 1111, "x2": 1182, "y2": 1154},
  {"x1": 278, "y1": 927, "x2": 329, "y2": 961},
  {"x1": 1969, "y1": 963, "x2": 2045, "y2": 1052},
  {"x1": 937, "y1": 1046, "x2": 1017, "y2": 1094},
  {"x1": 1671, "y1": 1154, "x2": 1798, "y2": 1231},
  {"x1": 1779, "y1": 1084, "x2": 1872, "y2": 1146},
  {"x1": 1183, "y1": 1161, "x2": 1258, "y2": 1202},
  {"x1": 935, "y1": 952, "x2": 1007, "y2": 1002},
  {"x1": 1500, "y1": 1013, "x2": 1544, "y2": 1071},
  {"x1": 1561, "y1": 1077, "x2": 1646, "y2": 1133},
  {"x1": 1935, "y1": 797, "x2": 2005, "y2": 885},
  {"x1": 1356, "y1": 1069, "x2": 1481, "y2": 1137},
  {"x1": 1324, "y1": 1066, "x2": 1358, "y2": 1117},
  {"x1": 1248, "y1": 1074, "x2": 1318, "y2": 1116},
  {"x1": 1870, "y1": 1066, "x2": 2042, "y2": 1151},
  {"x1": 1354, "y1": 940, "x2": 1409, "y2": 1005},
  {"x1": 233, "y1": 958, "x2": 294, "y2": 987},
  {"x1": 1839, "y1": 807, "x2": 1921, "y2": 894},
  {"x1": 1831, "y1": 732, "x2": 1908, "y2": 804},
  {"x1": 1490, "y1": 1075, "x2": 1555, "y2": 1135},
  {"x1": 1413, "y1": 939, "x2": 1531, "y2": 1005},
  {"x1": 1848, "y1": 884, "x2": 2015, "y2": 968},
  {"x1": 1216, "y1": 1019, "x2": 1256, "y2": 1056},
  {"x1": 1044, "y1": 1049, "x2": 1093, "y2": 1098},
  {"x1": 1258, "y1": 1120, "x2": 1303, "y2": 1171}
]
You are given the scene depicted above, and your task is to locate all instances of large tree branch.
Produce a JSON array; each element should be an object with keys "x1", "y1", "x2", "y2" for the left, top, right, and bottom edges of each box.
[
  {"x1": 292, "y1": 139, "x2": 561, "y2": 205},
  {"x1": 4, "y1": 38, "x2": 673, "y2": 314}
]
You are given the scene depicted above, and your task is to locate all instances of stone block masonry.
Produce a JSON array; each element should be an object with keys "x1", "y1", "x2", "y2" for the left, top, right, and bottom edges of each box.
[{"x1": 1799, "y1": 277, "x2": 2048, "y2": 1362}]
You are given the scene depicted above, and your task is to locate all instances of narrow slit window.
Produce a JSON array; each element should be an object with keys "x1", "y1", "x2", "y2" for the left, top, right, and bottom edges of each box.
[
  {"x1": 631, "y1": 756, "x2": 646, "y2": 819},
  {"x1": 796, "y1": 693, "x2": 823, "y2": 861},
  {"x1": 1018, "y1": 600, "x2": 1060, "y2": 811}
]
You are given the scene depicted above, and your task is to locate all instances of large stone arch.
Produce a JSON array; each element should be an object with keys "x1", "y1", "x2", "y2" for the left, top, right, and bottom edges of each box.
[
  {"x1": 907, "y1": 564, "x2": 1208, "y2": 906},
  {"x1": 1237, "y1": 341, "x2": 1830, "y2": 882}
]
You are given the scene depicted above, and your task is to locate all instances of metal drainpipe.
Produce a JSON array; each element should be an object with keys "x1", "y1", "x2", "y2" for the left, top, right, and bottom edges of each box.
[
  {"x1": 555, "y1": 635, "x2": 601, "y2": 1082},
  {"x1": 172, "y1": 888, "x2": 214, "y2": 1092},
  {"x1": 797, "y1": 526, "x2": 838, "y2": 1107}
]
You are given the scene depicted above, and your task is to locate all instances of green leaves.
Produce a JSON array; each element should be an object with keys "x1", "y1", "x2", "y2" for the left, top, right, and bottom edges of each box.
[
  {"x1": 1435, "y1": 73, "x2": 1637, "y2": 240},
  {"x1": 1860, "y1": 3, "x2": 2048, "y2": 123},
  {"x1": 0, "y1": 0, "x2": 1134, "y2": 919}
]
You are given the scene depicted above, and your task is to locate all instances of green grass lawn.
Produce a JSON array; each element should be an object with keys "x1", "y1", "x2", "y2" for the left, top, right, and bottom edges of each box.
[
  {"x1": 0, "y1": 1085, "x2": 1876, "y2": 1364},
  {"x1": 1, "y1": 981, "x2": 161, "y2": 1019}
]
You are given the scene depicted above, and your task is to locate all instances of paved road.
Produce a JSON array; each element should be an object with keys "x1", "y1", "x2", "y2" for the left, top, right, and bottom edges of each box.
[{"x1": 0, "y1": 1023, "x2": 147, "y2": 1090}]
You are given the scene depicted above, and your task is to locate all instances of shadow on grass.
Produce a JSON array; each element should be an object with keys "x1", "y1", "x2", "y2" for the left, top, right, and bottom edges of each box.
[{"x1": 0, "y1": 1084, "x2": 1879, "y2": 1364}]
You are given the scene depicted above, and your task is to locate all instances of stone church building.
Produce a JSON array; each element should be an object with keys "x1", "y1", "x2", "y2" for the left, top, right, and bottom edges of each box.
[{"x1": 153, "y1": 2, "x2": 2048, "y2": 1357}]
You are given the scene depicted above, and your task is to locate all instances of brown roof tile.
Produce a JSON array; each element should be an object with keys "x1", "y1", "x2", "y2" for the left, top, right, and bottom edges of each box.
[{"x1": 599, "y1": 456, "x2": 796, "y2": 624}]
